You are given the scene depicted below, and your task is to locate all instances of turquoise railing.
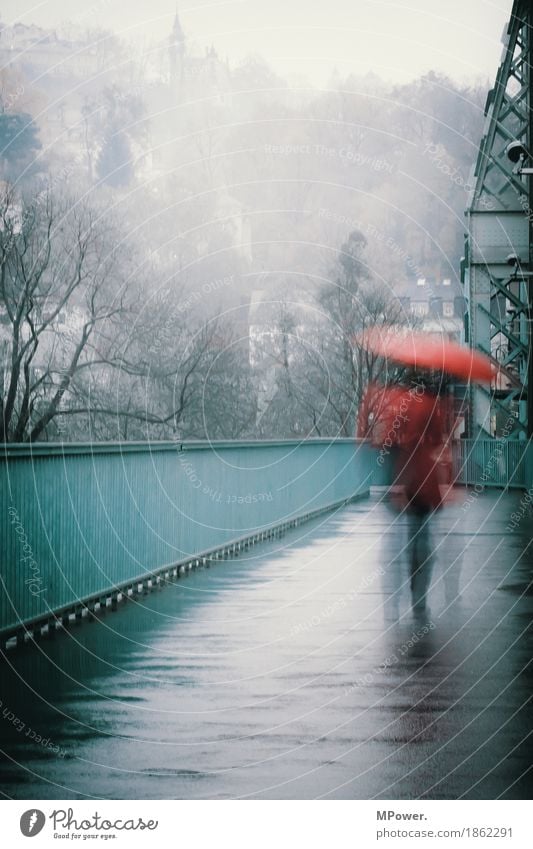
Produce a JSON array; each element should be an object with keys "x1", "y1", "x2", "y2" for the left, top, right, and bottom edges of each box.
[
  {"x1": 452, "y1": 438, "x2": 529, "y2": 488},
  {"x1": 1, "y1": 439, "x2": 376, "y2": 644}
]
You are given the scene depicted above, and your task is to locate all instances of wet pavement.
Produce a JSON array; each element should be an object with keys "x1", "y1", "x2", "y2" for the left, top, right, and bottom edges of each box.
[{"x1": 1, "y1": 490, "x2": 532, "y2": 800}]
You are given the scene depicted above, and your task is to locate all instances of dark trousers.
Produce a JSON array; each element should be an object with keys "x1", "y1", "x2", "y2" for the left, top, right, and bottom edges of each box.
[{"x1": 407, "y1": 509, "x2": 434, "y2": 612}]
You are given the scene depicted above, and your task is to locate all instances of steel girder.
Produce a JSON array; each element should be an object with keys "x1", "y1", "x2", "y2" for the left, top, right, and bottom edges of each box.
[{"x1": 465, "y1": 0, "x2": 532, "y2": 437}]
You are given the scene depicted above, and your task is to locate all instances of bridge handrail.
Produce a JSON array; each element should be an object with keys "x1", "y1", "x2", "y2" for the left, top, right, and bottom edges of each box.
[
  {"x1": 1, "y1": 438, "x2": 376, "y2": 645},
  {"x1": 1, "y1": 437, "x2": 369, "y2": 458}
]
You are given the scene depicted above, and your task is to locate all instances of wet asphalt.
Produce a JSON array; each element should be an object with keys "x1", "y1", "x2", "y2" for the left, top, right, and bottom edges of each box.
[{"x1": 1, "y1": 490, "x2": 532, "y2": 799}]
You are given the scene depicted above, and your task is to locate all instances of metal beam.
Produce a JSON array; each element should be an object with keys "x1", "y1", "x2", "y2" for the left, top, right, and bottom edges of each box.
[{"x1": 465, "y1": 0, "x2": 532, "y2": 437}]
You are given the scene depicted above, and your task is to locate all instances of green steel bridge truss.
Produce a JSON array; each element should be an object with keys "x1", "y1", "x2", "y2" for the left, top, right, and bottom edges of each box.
[{"x1": 465, "y1": 0, "x2": 532, "y2": 437}]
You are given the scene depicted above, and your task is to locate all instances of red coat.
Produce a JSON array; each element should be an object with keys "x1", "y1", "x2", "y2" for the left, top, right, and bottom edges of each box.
[{"x1": 358, "y1": 382, "x2": 453, "y2": 512}]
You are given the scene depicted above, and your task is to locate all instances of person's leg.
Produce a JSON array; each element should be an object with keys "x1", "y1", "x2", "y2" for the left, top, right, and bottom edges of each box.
[
  {"x1": 408, "y1": 510, "x2": 434, "y2": 613},
  {"x1": 381, "y1": 518, "x2": 407, "y2": 621}
]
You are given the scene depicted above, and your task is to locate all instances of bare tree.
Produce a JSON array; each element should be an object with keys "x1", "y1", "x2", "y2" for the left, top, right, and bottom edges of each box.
[
  {"x1": 249, "y1": 303, "x2": 318, "y2": 438},
  {"x1": 62, "y1": 286, "x2": 257, "y2": 441},
  {"x1": 0, "y1": 181, "x2": 256, "y2": 443},
  {"x1": 253, "y1": 235, "x2": 413, "y2": 439},
  {"x1": 0, "y1": 185, "x2": 132, "y2": 441}
]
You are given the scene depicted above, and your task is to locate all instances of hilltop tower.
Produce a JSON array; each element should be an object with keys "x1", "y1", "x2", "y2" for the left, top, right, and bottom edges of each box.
[{"x1": 168, "y1": 7, "x2": 186, "y2": 85}]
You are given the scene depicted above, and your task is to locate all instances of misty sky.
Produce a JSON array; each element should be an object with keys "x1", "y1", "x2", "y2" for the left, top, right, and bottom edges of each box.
[{"x1": 4, "y1": 0, "x2": 511, "y2": 84}]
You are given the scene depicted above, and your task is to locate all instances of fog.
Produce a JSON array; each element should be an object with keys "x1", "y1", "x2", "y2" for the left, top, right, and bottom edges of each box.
[
  {"x1": 4, "y1": 0, "x2": 509, "y2": 84},
  {"x1": 0, "y1": 1, "x2": 507, "y2": 442}
]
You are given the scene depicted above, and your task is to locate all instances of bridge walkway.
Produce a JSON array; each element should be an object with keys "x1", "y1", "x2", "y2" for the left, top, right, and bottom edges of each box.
[{"x1": 1, "y1": 491, "x2": 531, "y2": 800}]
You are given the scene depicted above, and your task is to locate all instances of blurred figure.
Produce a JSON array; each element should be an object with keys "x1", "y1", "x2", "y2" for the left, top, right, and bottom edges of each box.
[
  {"x1": 380, "y1": 516, "x2": 408, "y2": 621},
  {"x1": 359, "y1": 373, "x2": 453, "y2": 618}
]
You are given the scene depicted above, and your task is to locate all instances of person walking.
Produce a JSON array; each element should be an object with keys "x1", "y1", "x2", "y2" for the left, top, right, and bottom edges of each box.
[
  {"x1": 357, "y1": 327, "x2": 493, "y2": 619},
  {"x1": 392, "y1": 375, "x2": 449, "y2": 617}
]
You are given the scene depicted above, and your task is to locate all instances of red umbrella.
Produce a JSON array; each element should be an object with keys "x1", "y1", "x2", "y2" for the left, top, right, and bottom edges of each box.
[{"x1": 358, "y1": 327, "x2": 494, "y2": 383}]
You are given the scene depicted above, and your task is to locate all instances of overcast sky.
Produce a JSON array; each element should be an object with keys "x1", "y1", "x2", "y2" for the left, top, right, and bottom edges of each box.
[{"x1": 3, "y1": 0, "x2": 512, "y2": 85}]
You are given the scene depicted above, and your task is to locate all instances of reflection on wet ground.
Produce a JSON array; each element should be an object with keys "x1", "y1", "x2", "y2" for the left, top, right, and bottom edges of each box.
[{"x1": 1, "y1": 491, "x2": 532, "y2": 799}]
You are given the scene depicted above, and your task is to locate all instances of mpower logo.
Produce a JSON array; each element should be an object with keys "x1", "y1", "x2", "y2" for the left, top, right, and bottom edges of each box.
[{"x1": 20, "y1": 810, "x2": 46, "y2": 837}]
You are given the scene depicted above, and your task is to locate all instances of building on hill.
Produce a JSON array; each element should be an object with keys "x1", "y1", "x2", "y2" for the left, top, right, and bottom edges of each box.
[
  {"x1": 0, "y1": 20, "x2": 138, "y2": 180},
  {"x1": 166, "y1": 9, "x2": 232, "y2": 105},
  {"x1": 394, "y1": 276, "x2": 465, "y2": 341}
]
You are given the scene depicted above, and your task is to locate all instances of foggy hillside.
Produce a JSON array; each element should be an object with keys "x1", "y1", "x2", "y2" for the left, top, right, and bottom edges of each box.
[{"x1": 0, "y1": 16, "x2": 487, "y2": 441}]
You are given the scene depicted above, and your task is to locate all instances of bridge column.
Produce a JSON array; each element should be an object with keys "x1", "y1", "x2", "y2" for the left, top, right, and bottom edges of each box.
[{"x1": 465, "y1": 0, "x2": 533, "y2": 437}]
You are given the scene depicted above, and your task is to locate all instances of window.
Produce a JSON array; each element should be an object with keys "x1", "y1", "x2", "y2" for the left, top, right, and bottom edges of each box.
[
  {"x1": 411, "y1": 301, "x2": 429, "y2": 317},
  {"x1": 416, "y1": 278, "x2": 426, "y2": 287},
  {"x1": 443, "y1": 301, "x2": 454, "y2": 317},
  {"x1": 442, "y1": 278, "x2": 451, "y2": 286}
]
